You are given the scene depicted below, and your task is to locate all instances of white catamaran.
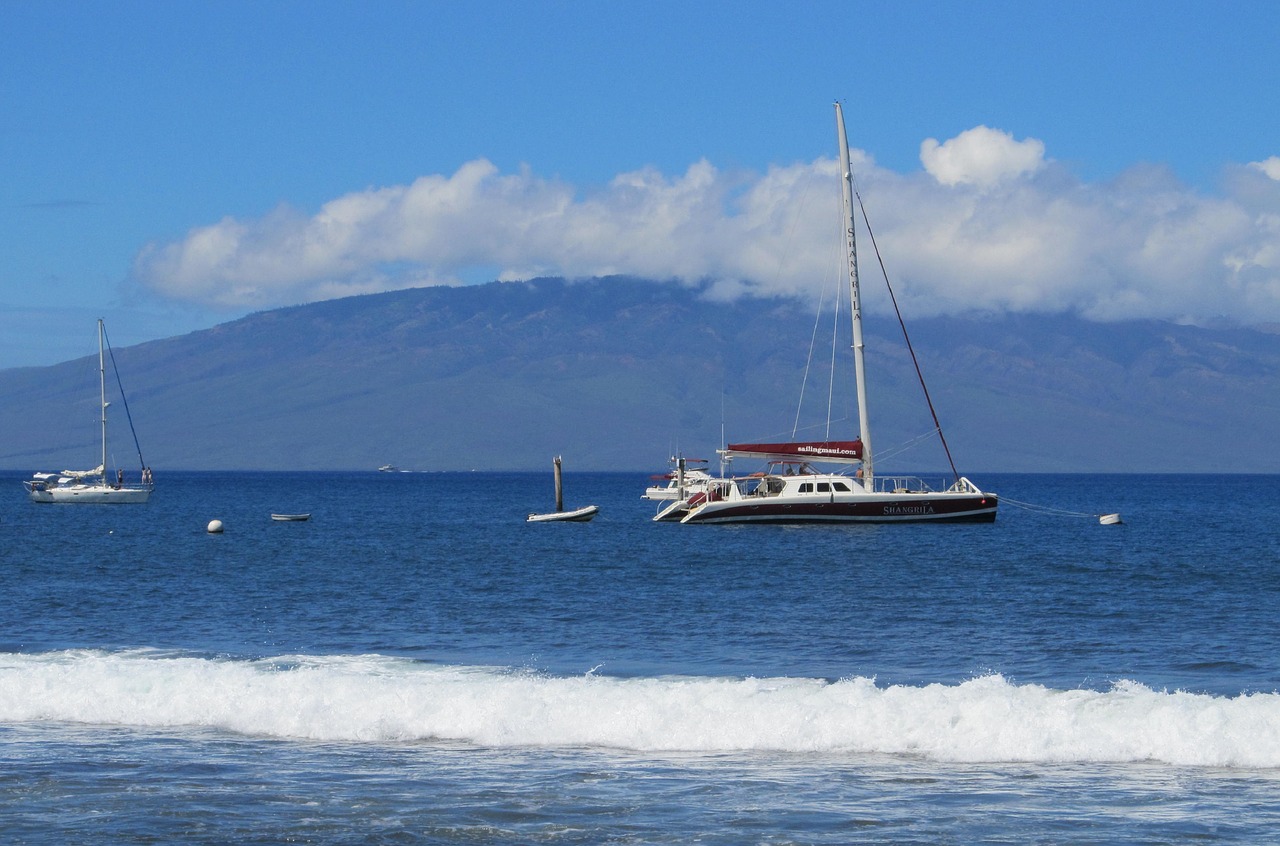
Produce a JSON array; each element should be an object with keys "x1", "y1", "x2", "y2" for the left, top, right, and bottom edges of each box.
[
  {"x1": 24, "y1": 319, "x2": 154, "y2": 504},
  {"x1": 673, "y1": 103, "x2": 997, "y2": 524}
]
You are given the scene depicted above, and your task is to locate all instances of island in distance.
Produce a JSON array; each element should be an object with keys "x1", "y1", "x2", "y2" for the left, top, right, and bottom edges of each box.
[{"x1": 1, "y1": 276, "x2": 1277, "y2": 474}]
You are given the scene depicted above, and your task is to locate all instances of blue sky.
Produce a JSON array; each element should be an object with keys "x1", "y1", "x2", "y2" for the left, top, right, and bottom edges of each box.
[{"x1": 3, "y1": 0, "x2": 1279, "y2": 368}]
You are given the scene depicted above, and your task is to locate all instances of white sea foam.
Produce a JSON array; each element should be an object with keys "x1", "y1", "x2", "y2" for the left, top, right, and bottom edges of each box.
[{"x1": 3, "y1": 650, "x2": 1278, "y2": 768}]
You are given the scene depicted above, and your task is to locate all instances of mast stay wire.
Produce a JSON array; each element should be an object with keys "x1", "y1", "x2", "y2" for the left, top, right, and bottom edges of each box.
[
  {"x1": 792, "y1": 194, "x2": 846, "y2": 440},
  {"x1": 101, "y1": 323, "x2": 147, "y2": 472},
  {"x1": 850, "y1": 175, "x2": 961, "y2": 484},
  {"x1": 793, "y1": 283, "x2": 827, "y2": 440},
  {"x1": 787, "y1": 172, "x2": 827, "y2": 440},
  {"x1": 826, "y1": 260, "x2": 842, "y2": 439}
]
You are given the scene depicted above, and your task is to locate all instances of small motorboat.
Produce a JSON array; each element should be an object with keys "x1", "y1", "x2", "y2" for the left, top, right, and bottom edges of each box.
[{"x1": 271, "y1": 513, "x2": 311, "y2": 522}]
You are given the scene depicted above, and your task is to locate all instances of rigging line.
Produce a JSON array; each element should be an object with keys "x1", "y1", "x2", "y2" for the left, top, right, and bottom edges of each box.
[
  {"x1": 793, "y1": 283, "x2": 827, "y2": 439},
  {"x1": 793, "y1": 196, "x2": 847, "y2": 440},
  {"x1": 852, "y1": 185, "x2": 961, "y2": 484},
  {"x1": 826, "y1": 260, "x2": 842, "y2": 439},
  {"x1": 873, "y1": 427, "x2": 943, "y2": 463},
  {"x1": 773, "y1": 165, "x2": 816, "y2": 287},
  {"x1": 101, "y1": 324, "x2": 146, "y2": 471},
  {"x1": 790, "y1": 416, "x2": 854, "y2": 438},
  {"x1": 779, "y1": 164, "x2": 822, "y2": 441}
]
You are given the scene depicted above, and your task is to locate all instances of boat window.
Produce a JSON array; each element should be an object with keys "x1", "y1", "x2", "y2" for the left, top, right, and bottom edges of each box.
[
  {"x1": 833, "y1": 481, "x2": 852, "y2": 492},
  {"x1": 817, "y1": 482, "x2": 831, "y2": 493},
  {"x1": 799, "y1": 483, "x2": 813, "y2": 493}
]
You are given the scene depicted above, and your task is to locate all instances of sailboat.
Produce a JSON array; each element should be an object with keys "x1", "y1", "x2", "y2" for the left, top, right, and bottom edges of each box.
[
  {"x1": 24, "y1": 319, "x2": 154, "y2": 504},
  {"x1": 677, "y1": 103, "x2": 997, "y2": 524}
]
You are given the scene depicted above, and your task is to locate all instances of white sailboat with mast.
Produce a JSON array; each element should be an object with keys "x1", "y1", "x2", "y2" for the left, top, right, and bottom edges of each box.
[
  {"x1": 24, "y1": 319, "x2": 154, "y2": 504},
  {"x1": 676, "y1": 103, "x2": 996, "y2": 524}
]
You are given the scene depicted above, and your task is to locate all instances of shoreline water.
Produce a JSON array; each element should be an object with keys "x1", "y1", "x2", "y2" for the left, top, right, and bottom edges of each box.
[{"x1": 4, "y1": 471, "x2": 1279, "y2": 842}]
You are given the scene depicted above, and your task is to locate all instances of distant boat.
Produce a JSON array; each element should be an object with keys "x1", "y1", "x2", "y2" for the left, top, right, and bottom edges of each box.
[
  {"x1": 24, "y1": 319, "x2": 154, "y2": 504},
  {"x1": 643, "y1": 455, "x2": 712, "y2": 500},
  {"x1": 377, "y1": 464, "x2": 398, "y2": 472},
  {"x1": 527, "y1": 456, "x2": 598, "y2": 523},
  {"x1": 649, "y1": 455, "x2": 719, "y2": 522},
  {"x1": 674, "y1": 104, "x2": 997, "y2": 525},
  {"x1": 271, "y1": 513, "x2": 311, "y2": 522}
]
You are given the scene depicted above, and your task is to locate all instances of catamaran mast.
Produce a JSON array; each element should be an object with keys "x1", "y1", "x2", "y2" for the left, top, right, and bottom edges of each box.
[
  {"x1": 97, "y1": 318, "x2": 108, "y2": 484},
  {"x1": 835, "y1": 102, "x2": 874, "y2": 491}
]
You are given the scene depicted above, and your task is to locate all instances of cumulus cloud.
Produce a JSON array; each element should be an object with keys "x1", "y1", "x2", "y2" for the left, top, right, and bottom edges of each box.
[
  {"x1": 1251, "y1": 156, "x2": 1280, "y2": 181},
  {"x1": 920, "y1": 126, "x2": 1046, "y2": 188},
  {"x1": 133, "y1": 130, "x2": 1280, "y2": 325}
]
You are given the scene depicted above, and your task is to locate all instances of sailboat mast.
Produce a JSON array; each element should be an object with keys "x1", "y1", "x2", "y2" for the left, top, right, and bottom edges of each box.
[
  {"x1": 97, "y1": 318, "x2": 108, "y2": 483},
  {"x1": 835, "y1": 102, "x2": 874, "y2": 490}
]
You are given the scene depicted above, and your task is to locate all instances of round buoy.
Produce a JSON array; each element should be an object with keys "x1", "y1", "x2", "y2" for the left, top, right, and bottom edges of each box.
[{"x1": 207, "y1": 519, "x2": 224, "y2": 534}]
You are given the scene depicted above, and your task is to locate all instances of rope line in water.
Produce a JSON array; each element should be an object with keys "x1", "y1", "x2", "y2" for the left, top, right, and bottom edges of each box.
[{"x1": 1000, "y1": 496, "x2": 1110, "y2": 520}]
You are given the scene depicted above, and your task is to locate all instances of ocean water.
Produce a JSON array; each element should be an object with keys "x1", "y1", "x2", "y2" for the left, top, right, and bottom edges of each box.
[{"x1": 3, "y1": 469, "x2": 1280, "y2": 843}]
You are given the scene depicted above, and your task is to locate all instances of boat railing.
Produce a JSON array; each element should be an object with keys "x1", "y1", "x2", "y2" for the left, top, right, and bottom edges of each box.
[
  {"x1": 948, "y1": 476, "x2": 985, "y2": 494},
  {"x1": 873, "y1": 475, "x2": 937, "y2": 494},
  {"x1": 872, "y1": 475, "x2": 986, "y2": 495}
]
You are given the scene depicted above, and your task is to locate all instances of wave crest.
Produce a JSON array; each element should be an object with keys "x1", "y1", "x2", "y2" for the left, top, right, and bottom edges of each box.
[{"x1": 3, "y1": 650, "x2": 1277, "y2": 768}]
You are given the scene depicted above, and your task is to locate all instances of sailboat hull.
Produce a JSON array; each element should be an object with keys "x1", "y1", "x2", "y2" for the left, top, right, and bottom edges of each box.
[
  {"x1": 680, "y1": 492, "x2": 997, "y2": 524},
  {"x1": 27, "y1": 484, "x2": 151, "y2": 504}
]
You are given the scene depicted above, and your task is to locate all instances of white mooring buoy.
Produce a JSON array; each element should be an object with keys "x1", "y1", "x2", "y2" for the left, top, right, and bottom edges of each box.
[{"x1": 207, "y1": 519, "x2": 224, "y2": 534}]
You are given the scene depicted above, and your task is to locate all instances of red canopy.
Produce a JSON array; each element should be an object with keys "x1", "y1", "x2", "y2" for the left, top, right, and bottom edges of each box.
[{"x1": 725, "y1": 440, "x2": 863, "y2": 463}]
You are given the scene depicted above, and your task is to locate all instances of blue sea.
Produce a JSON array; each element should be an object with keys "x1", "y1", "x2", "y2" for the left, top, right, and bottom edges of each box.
[{"x1": 3, "y1": 470, "x2": 1280, "y2": 843}]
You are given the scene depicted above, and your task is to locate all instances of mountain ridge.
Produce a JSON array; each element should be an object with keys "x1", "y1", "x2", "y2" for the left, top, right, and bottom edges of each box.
[{"x1": 2, "y1": 277, "x2": 1277, "y2": 473}]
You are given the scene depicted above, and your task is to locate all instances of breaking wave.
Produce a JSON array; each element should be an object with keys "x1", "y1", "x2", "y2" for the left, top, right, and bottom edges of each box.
[{"x1": 4, "y1": 650, "x2": 1279, "y2": 768}]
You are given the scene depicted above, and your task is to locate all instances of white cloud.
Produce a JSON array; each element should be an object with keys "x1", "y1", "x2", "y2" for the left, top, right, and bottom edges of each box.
[
  {"x1": 133, "y1": 130, "x2": 1280, "y2": 326},
  {"x1": 1251, "y1": 156, "x2": 1280, "y2": 181},
  {"x1": 919, "y1": 126, "x2": 1046, "y2": 188}
]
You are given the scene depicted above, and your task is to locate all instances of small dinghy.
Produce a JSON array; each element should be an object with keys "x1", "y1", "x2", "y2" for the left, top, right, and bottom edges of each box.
[
  {"x1": 527, "y1": 503, "x2": 599, "y2": 523},
  {"x1": 527, "y1": 456, "x2": 598, "y2": 523},
  {"x1": 271, "y1": 513, "x2": 311, "y2": 522}
]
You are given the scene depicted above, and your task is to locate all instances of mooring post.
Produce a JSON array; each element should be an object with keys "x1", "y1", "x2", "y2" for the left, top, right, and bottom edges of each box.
[{"x1": 554, "y1": 455, "x2": 564, "y2": 512}]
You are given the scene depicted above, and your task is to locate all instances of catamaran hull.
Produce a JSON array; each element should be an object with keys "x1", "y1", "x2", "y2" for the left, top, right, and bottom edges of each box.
[
  {"x1": 653, "y1": 498, "x2": 702, "y2": 522},
  {"x1": 27, "y1": 486, "x2": 151, "y2": 504},
  {"x1": 680, "y1": 493, "x2": 997, "y2": 524}
]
